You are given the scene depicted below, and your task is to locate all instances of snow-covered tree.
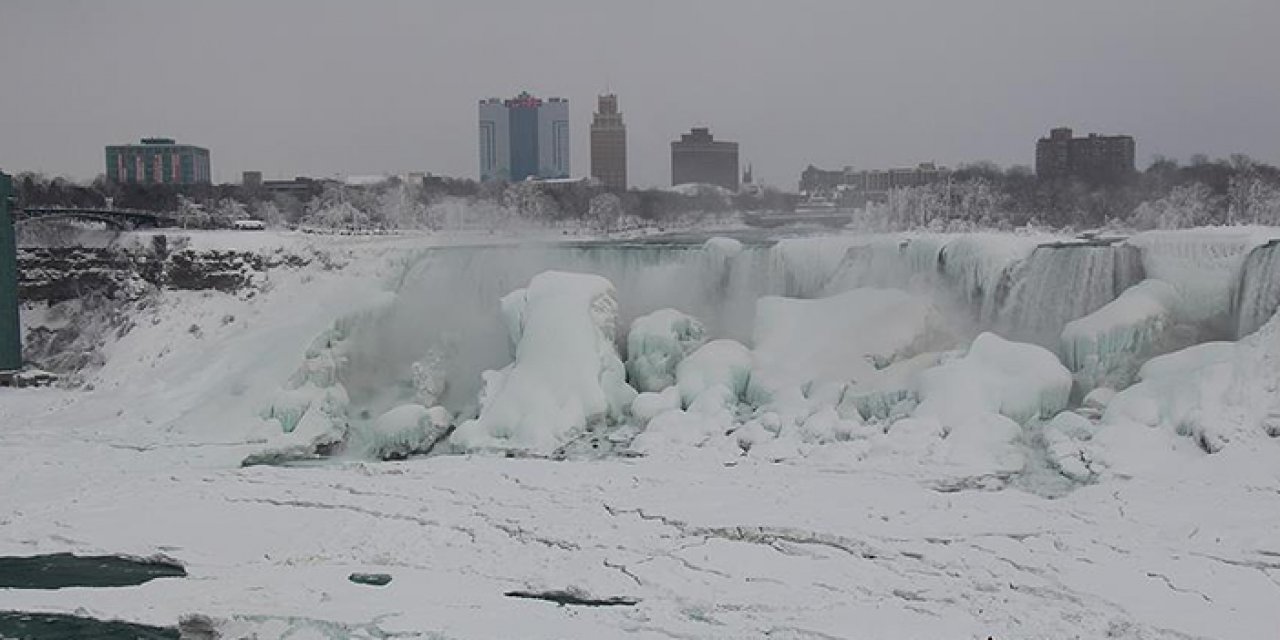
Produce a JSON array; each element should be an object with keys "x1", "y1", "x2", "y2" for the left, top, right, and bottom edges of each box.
[
  {"x1": 378, "y1": 182, "x2": 430, "y2": 229},
  {"x1": 588, "y1": 193, "x2": 622, "y2": 232},
  {"x1": 304, "y1": 183, "x2": 371, "y2": 230},
  {"x1": 1130, "y1": 183, "x2": 1220, "y2": 229},
  {"x1": 502, "y1": 181, "x2": 559, "y2": 221},
  {"x1": 1227, "y1": 175, "x2": 1280, "y2": 225}
]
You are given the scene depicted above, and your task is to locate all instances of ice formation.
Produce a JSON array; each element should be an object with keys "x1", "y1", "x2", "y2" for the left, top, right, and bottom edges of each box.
[
  {"x1": 746, "y1": 289, "x2": 944, "y2": 420},
  {"x1": 674, "y1": 339, "x2": 752, "y2": 408},
  {"x1": 836, "y1": 352, "x2": 942, "y2": 421},
  {"x1": 998, "y1": 242, "x2": 1144, "y2": 346},
  {"x1": 1060, "y1": 279, "x2": 1182, "y2": 394},
  {"x1": 625, "y1": 309, "x2": 707, "y2": 393},
  {"x1": 1042, "y1": 411, "x2": 1099, "y2": 481},
  {"x1": 248, "y1": 322, "x2": 354, "y2": 464},
  {"x1": 361, "y1": 404, "x2": 451, "y2": 460},
  {"x1": 450, "y1": 271, "x2": 636, "y2": 453},
  {"x1": 907, "y1": 333, "x2": 1072, "y2": 477},
  {"x1": 1099, "y1": 308, "x2": 1280, "y2": 453},
  {"x1": 701, "y1": 236, "x2": 744, "y2": 263},
  {"x1": 1235, "y1": 239, "x2": 1280, "y2": 338},
  {"x1": 1128, "y1": 227, "x2": 1274, "y2": 332},
  {"x1": 630, "y1": 386, "x2": 682, "y2": 427},
  {"x1": 916, "y1": 332, "x2": 1072, "y2": 427}
]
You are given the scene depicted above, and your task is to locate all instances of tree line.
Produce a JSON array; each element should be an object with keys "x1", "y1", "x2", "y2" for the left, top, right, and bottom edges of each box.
[{"x1": 11, "y1": 153, "x2": 1280, "y2": 233}]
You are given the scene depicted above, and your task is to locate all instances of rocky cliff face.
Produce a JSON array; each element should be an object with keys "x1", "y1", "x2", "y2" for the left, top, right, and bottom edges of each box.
[
  {"x1": 17, "y1": 236, "x2": 301, "y2": 379},
  {"x1": 18, "y1": 243, "x2": 268, "y2": 303}
]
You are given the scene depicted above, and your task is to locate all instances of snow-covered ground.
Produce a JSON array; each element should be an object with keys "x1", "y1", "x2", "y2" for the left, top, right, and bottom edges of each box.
[{"x1": 2, "y1": 227, "x2": 1280, "y2": 639}]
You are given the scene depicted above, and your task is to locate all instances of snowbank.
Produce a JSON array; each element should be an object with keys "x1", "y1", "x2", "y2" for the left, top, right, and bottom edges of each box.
[
  {"x1": 451, "y1": 271, "x2": 637, "y2": 453},
  {"x1": 625, "y1": 309, "x2": 707, "y2": 393},
  {"x1": 1060, "y1": 279, "x2": 1182, "y2": 394}
]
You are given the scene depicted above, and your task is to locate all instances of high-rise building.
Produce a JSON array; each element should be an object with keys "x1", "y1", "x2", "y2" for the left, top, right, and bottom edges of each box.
[
  {"x1": 478, "y1": 92, "x2": 570, "y2": 182},
  {"x1": 671, "y1": 127, "x2": 739, "y2": 191},
  {"x1": 106, "y1": 138, "x2": 211, "y2": 185},
  {"x1": 1035, "y1": 127, "x2": 1135, "y2": 182},
  {"x1": 590, "y1": 94, "x2": 627, "y2": 190}
]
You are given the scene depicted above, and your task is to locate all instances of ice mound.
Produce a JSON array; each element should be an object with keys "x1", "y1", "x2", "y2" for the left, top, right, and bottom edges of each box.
[
  {"x1": 907, "y1": 333, "x2": 1072, "y2": 477},
  {"x1": 360, "y1": 404, "x2": 451, "y2": 460},
  {"x1": 625, "y1": 309, "x2": 707, "y2": 392},
  {"x1": 746, "y1": 289, "x2": 944, "y2": 412},
  {"x1": 917, "y1": 332, "x2": 1071, "y2": 426},
  {"x1": 630, "y1": 387, "x2": 682, "y2": 427},
  {"x1": 675, "y1": 339, "x2": 752, "y2": 408},
  {"x1": 1060, "y1": 279, "x2": 1182, "y2": 394},
  {"x1": 1099, "y1": 309, "x2": 1280, "y2": 454},
  {"x1": 1042, "y1": 411, "x2": 1100, "y2": 481},
  {"x1": 451, "y1": 271, "x2": 637, "y2": 453},
  {"x1": 837, "y1": 352, "x2": 942, "y2": 421}
]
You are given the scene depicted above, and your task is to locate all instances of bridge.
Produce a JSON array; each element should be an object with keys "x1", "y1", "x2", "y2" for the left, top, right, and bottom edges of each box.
[{"x1": 16, "y1": 206, "x2": 177, "y2": 229}]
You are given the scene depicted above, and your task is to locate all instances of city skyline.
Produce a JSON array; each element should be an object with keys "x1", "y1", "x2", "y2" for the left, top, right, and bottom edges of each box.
[{"x1": 2, "y1": 1, "x2": 1279, "y2": 187}]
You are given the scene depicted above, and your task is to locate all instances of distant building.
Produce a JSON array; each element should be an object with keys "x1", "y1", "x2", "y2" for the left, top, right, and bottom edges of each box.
[
  {"x1": 262, "y1": 177, "x2": 325, "y2": 200},
  {"x1": 242, "y1": 171, "x2": 263, "y2": 188},
  {"x1": 800, "y1": 162, "x2": 950, "y2": 205},
  {"x1": 1035, "y1": 127, "x2": 1135, "y2": 182},
  {"x1": 590, "y1": 94, "x2": 627, "y2": 190},
  {"x1": 671, "y1": 127, "x2": 739, "y2": 191},
  {"x1": 478, "y1": 92, "x2": 570, "y2": 182},
  {"x1": 106, "y1": 138, "x2": 211, "y2": 185}
]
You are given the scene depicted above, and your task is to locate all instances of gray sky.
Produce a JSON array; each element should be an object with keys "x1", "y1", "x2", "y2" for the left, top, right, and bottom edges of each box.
[{"x1": 3, "y1": 0, "x2": 1278, "y2": 188}]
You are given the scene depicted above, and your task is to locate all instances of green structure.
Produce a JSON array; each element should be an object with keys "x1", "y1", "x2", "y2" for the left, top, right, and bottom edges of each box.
[
  {"x1": 0, "y1": 171, "x2": 21, "y2": 371},
  {"x1": 106, "y1": 138, "x2": 211, "y2": 185}
]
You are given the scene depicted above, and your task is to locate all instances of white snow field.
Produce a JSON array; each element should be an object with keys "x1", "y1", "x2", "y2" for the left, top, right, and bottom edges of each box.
[{"x1": 2, "y1": 228, "x2": 1280, "y2": 639}]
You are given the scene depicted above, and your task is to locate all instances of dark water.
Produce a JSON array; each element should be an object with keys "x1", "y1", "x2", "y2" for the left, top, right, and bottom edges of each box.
[
  {"x1": 0, "y1": 555, "x2": 185, "y2": 639},
  {"x1": 0, "y1": 612, "x2": 178, "y2": 640},
  {"x1": 0, "y1": 554, "x2": 185, "y2": 589}
]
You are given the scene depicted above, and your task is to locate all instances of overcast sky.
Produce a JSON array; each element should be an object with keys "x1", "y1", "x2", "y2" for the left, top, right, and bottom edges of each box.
[{"x1": 2, "y1": 0, "x2": 1278, "y2": 188}]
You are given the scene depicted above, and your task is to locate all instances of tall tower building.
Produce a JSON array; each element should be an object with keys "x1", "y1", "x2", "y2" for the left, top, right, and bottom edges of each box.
[
  {"x1": 671, "y1": 127, "x2": 739, "y2": 191},
  {"x1": 590, "y1": 94, "x2": 627, "y2": 190},
  {"x1": 478, "y1": 92, "x2": 569, "y2": 182}
]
